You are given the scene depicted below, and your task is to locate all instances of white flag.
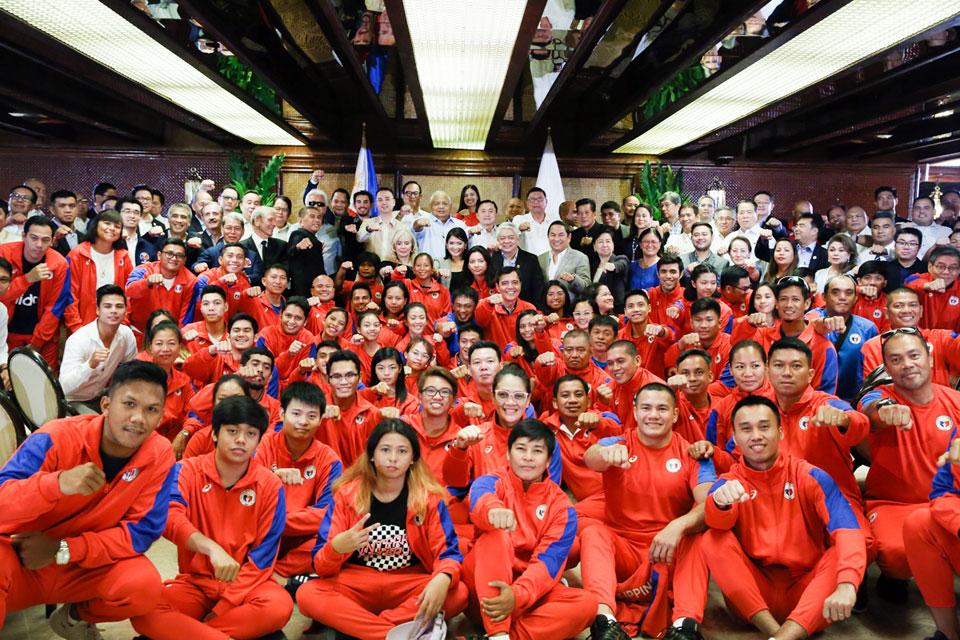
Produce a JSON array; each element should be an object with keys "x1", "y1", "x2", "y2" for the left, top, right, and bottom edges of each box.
[{"x1": 536, "y1": 132, "x2": 565, "y2": 204}]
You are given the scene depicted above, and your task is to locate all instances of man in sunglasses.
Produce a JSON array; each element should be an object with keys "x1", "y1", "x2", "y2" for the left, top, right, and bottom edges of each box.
[
  {"x1": 906, "y1": 245, "x2": 960, "y2": 332},
  {"x1": 858, "y1": 327, "x2": 960, "y2": 603},
  {"x1": 859, "y1": 287, "x2": 960, "y2": 388}
]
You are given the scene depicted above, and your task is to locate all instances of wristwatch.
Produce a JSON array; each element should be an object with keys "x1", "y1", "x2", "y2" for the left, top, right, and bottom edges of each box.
[
  {"x1": 873, "y1": 398, "x2": 897, "y2": 410},
  {"x1": 55, "y1": 539, "x2": 70, "y2": 565},
  {"x1": 179, "y1": 429, "x2": 191, "y2": 439}
]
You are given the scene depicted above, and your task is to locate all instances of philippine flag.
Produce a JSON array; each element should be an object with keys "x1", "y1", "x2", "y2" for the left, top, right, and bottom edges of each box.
[{"x1": 352, "y1": 126, "x2": 380, "y2": 216}]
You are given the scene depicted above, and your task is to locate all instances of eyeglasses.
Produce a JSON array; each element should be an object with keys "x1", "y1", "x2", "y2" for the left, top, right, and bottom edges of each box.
[
  {"x1": 8, "y1": 192, "x2": 32, "y2": 202},
  {"x1": 421, "y1": 387, "x2": 454, "y2": 398},
  {"x1": 932, "y1": 262, "x2": 960, "y2": 273},
  {"x1": 895, "y1": 240, "x2": 919, "y2": 247},
  {"x1": 880, "y1": 326, "x2": 921, "y2": 345},
  {"x1": 307, "y1": 201, "x2": 326, "y2": 207},
  {"x1": 495, "y1": 390, "x2": 529, "y2": 404},
  {"x1": 330, "y1": 372, "x2": 359, "y2": 382},
  {"x1": 161, "y1": 251, "x2": 186, "y2": 260},
  {"x1": 403, "y1": 191, "x2": 420, "y2": 197}
]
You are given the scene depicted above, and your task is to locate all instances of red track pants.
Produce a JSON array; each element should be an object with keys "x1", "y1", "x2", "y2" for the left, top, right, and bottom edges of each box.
[
  {"x1": 579, "y1": 523, "x2": 702, "y2": 636},
  {"x1": 0, "y1": 539, "x2": 161, "y2": 628},
  {"x1": 904, "y1": 506, "x2": 960, "y2": 608},
  {"x1": 296, "y1": 564, "x2": 468, "y2": 640},
  {"x1": 866, "y1": 500, "x2": 925, "y2": 579},
  {"x1": 462, "y1": 529, "x2": 597, "y2": 639},
  {"x1": 8, "y1": 333, "x2": 59, "y2": 372},
  {"x1": 131, "y1": 574, "x2": 293, "y2": 640},
  {"x1": 701, "y1": 528, "x2": 839, "y2": 635}
]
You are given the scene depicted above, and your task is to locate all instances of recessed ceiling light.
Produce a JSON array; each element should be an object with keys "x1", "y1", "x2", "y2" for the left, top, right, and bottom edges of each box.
[
  {"x1": 402, "y1": 0, "x2": 526, "y2": 149},
  {"x1": 931, "y1": 132, "x2": 953, "y2": 140},
  {"x1": 0, "y1": 0, "x2": 303, "y2": 146},
  {"x1": 876, "y1": 133, "x2": 893, "y2": 139},
  {"x1": 616, "y1": 0, "x2": 960, "y2": 155},
  {"x1": 7, "y1": 112, "x2": 28, "y2": 118},
  {"x1": 933, "y1": 109, "x2": 955, "y2": 118}
]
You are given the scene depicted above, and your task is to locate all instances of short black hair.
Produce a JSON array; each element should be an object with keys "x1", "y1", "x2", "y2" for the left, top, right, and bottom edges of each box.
[
  {"x1": 600, "y1": 200, "x2": 620, "y2": 213},
  {"x1": 721, "y1": 265, "x2": 749, "y2": 288},
  {"x1": 200, "y1": 284, "x2": 227, "y2": 303},
  {"x1": 96, "y1": 284, "x2": 125, "y2": 306},
  {"x1": 213, "y1": 374, "x2": 250, "y2": 401},
  {"x1": 677, "y1": 348, "x2": 711, "y2": 369},
  {"x1": 634, "y1": 381, "x2": 676, "y2": 407},
  {"x1": 731, "y1": 395, "x2": 781, "y2": 428},
  {"x1": 469, "y1": 339, "x2": 502, "y2": 362},
  {"x1": 553, "y1": 373, "x2": 589, "y2": 397},
  {"x1": 690, "y1": 297, "x2": 721, "y2": 318},
  {"x1": 690, "y1": 221, "x2": 713, "y2": 235},
  {"x1": 241, "y1": 346, "x2": 275, "y2": 367},
  {"x1": 108, "y1": 360, "x2": 167, "y2": 397},
  {"x1": 768, "y1": 337, "x2": 813, "y2": 366},
  {"x1": 497, "y1": 266, "x2": 521, "y2": 283},
  {"x1": 23, "y1": 216, "x2": 55, "y2": 235},
  {"x1": 93, "y1": 182, "x2": 116, "y2": 197},
  {"x1": 115, "y1": 196, "x2": 141, "y2": 214},
  {"x1": 494, "y1": 363, "x2": 531, "y2": 393},
  {"x1": 160, "y1": 237, "x2": 187, "y2": 252},
  {"x1": 458, "y1": 323, "x2": 483, "y2": 341},
  {"x1": 281, "y1": 381, "x2": 326, "y2": 413},
  {"x1": 228, "y1": 313, "x2": 259, "y2": 333},
  {"x1": 575, "y1": 198, "x2": 596, "y2": 212},
  {"x1": 894, "y1": 227, "x2": 922, "y2": 244},
  {"x1": 131, "y1": 184, "x2": 152, "y2": 198},
  {"x1": 0, "y1": 257, "x2": 11, "y2": 276},
  {"x1": 50, "y1": 189, "x2": 76, "y2": 203},
  {"x1": 508, "y1": 419, "x2": 556, "y2": 458},
  {"x1": 547, "y1": 220, "x2": 570, "y2": 234},
  {"x1": 327, "y1": 349, "x2": 361, "y2": 376},
  {"x1": 657, "y1": 255, "x2": 684, "y2": 272},
  {"x1": 452, "y1": 287, "x2": 480, "y2": 304},
  {"x1": 353, "y1": 190, "x2": 373, "y2": 203},
  {"x1": 874, "y1": 186, "x2": 897, "y2": 200},
  {"x1": 526, "y1": 186, "x2": 546, "y2": 199},
  {"x1": 588, "y1": 315, "x2": 619, "y2": 335},
  {"x1": 10, "y1": 184, "x2": 37, "y2": 202},
  {"x1": 212, "y1": 395, "x2": 269, "y2": 437},
  {"x1": 146, "y1": 320, "x2": 181, "y2": 345},
  {"x1": 283, "y1": 296, "x2": 310, "y2": 318}
]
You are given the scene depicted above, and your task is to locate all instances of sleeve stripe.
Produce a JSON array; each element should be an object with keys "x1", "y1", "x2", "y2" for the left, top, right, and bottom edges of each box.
[
  {"x1": 436, "y1": 499, "x2": 463, "y2": 563},
  {"x1": 696, "y1": 457, "x2": 717, "y2": 485},
  {"x1": 127, "y1": 463, "x2": 178, "y2": 553},
  {"x1": 468, "y1": 474, "x2": 498, "y2": 513},
  {"x1": 808, "y1": 467, "x2": 859, "y2": 532},
  {"x1": 536, "y1": 506, "x2": 577, "y2": 579},
  {"x1": 249, "y1": 486, "x2": 286, "y2": 569},
  {"x1": 0, "y1": 433, "x2": 54, "y2": 486},
  {"x1": 311, "y1": 460, "x2": 342, "y2": 510},
  {"x1": 707, "y1": 478, "x2": 727, "y2": 496}
]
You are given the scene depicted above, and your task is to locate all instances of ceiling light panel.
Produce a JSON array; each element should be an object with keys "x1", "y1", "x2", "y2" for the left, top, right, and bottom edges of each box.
[
  {"x1": 402, "y1": 0, "x2": 526, "y2": 149},
  {"x1": 0, "y1": 0, "x2": 303, "y2": 146},
  {"x1": 616, "y1": 0, "x2": 960, "y2": 155}
]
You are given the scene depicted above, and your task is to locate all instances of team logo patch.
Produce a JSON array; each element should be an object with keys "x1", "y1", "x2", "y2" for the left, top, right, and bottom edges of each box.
[
  {"x1": 951, "y1": 296, "x2": 960, "y2": 306},
  {"x1": 749, "y1": 489, "x2": 758, "y2": 500},
  {"x1": 174, "y1": 389, "x2": 181, "y2": 396},
  {"x1": 873, "y1": 309, "x2": 882, "y2": 319},
  {"x1": 937, "y1": 415, "x2": 954, "y2": 431},
  {"x1": 784, "y1": 482, "x2": 796, "y2": 500},
  {"x1": 413, "y1": 513, "x2": 424, "y2": 525},
  {"x1": 536, "y1": 504, "x2": 547, "y2": 520},
  {"x1": 121, "y1": 468, "x2": 139, "y2": 482},
  {"x1": 715, "y1": 352, "x2": 722, "y2": 363},
  {"x1": 647, "y1": 335, "x2": 655, "y2": 343},
  {"x1": 665, "y1": 458, "x2": 681, "y2": 473},
  {"x1": 139, "y1": 252, "x2": 149, "y2": 262},
  {"x1": 239, "y1": 489, "x2": 256, "y2": 506},
  {"x1": 234, "y1": 292, "x2": 241, "y2": 300},
  {"x1": 849, "y1": 333, "x2": 862, "y2": 345},
  {"x1": 431, "y1": 291, "x2": 439, "y2": 299},
  {"x1": 565, "y1": 323, "x2": 574, "y2": 331},
  {"x1": 355, "y1": 415, "x2": 365, "y2": 425},
  {"x1": 174, "y1": 284, "x2": 183, "y2": 293},
  {"x1": 484, "y1": 445, "x2": 494, "y2": 454},
  {"x1": 799, "y1": 417, "x2": 810, "y2": 431},
  {"x1": 202, "y1": 483, "x2": 213, "y2": 493},
  {"x1": 304, "y1": 465, "x2": 316, "y2": 480},
  {"x1": 444, "y1": 441, "x2": 453, "y2": 451},
  {"x1": 868, "y1": 511, "x2": 878, "y2": 523},
  {"x1": 628, "y1": 455, "x2": 638, "y2": 463}
]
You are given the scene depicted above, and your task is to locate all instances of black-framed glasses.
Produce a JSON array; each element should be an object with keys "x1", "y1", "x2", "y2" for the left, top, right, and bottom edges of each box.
[
  {"x1": 307, "y1": 201, "x2": 326, "y2": 207},
  {"x1": 403, "y1": 191, "x2": 420, "y2": 197},
  {"x1": 161, "y1": 250, "x2": 186, "y2": 260},
  {"x1": 880, "y1": 326, "x2": 921, "y2": 345}
]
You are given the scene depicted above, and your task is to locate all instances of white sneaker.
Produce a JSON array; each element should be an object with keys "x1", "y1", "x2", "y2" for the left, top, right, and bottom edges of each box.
[{"x1": 48, "y1": 605, "x2": 104, "y2": 640}]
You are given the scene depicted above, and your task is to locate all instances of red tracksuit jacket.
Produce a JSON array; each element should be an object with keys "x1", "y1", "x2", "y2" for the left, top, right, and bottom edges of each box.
[
  {"x1": 602, "y1": 366, "x2": 665, "y2": 432},
  {"x1": 541, "y1": 411, "x2": 621, "y2": 501},
  {"x1": 256, "y1": 325, "x2": 315, "y2": 385},
  {"x1": 861, "y1": 328, "x2": 960, "y2": 388},
  {"x1": 0, "y1": 242, "x2": 72, "y2": 345},
  {"x1": 859, "y1": 383, "x2": 960, "y2": 504},
  {"x1": 673, "y1": 393, "x2": 716, "y2": 445},
  {"x1": 468, "y1": 470, "x2": 578, "y2": 610},
  {"x1": 64, "y1": 243, "x2": 133, "y2": 332},
  {"x1": 191, "y1": 267, "x2": 255, "y2": 321},
  {"x1": 534, "y1": 358, "x2": 614, "y2": 408},
  {"x1": 0, "y1": 414, "x2": 176, "y2": 567},
  {"x1": 311, "y1": 479, "x2": 463, "y2": 584},
  {"x1": 753, "y1": 323, "x2": 838, "y2": 395},
  {"x1": 405, "y1": 411, "x2": 466, "y2": 486},
  {"x1": 906, "y1": 273, "x2": 960, "y2": 332},
  {"x1": 663, "y1": 332, "x2": 732, "y2": 379},
  {"x1": 474, "y1": 297, "x2": 537, "y2": 350},
  {"x1": 597, "y1": 429, "x2": 716, "y2": 543},
  {"x1": 182, "y1": 347, "x2": 241, "y2": 387},
  {"x1": 166, "y1": 453, "x2": 285, "y2": 615},
  {"x1": 181, "y1": 321, "x2": 226, "y2": 355},
  {"x1": 315, "y1": 396, "x2": 379, "y2": 465},
  {"x1": 126, "y1": 262, "x2": 197, "y2": 331},
  {"x1": 854, "y1": 294, "x2": 889, "y2": 333},
  {"x1": 256, "y1": 430, "x2": 342, "y2": 537},
  {"x1": 646, "y1": 285, "x2": 685, "y2": 335},
  {"x1": 616, "y1": 322, "x2": 673, "y2": 380},
  {"x1": 706, "y1": 453, "x2": 866, "y2": 586}
]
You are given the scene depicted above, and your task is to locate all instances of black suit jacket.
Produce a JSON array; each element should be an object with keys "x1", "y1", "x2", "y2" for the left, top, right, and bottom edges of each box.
[
  {"x1": 571, "y1": 222, "x2": 614, "y2": 273},
  {"x1": 286, "y1": 228, "x2": 326, "y2": 296},
  {"x1": 241, "y1": 235, "x2": 288, "y2": 272},
  {"x1": 492, "y1": 249, "x2": 545, "y2": 303},
  {"x1": 754, "y1": 238, "x2": 826, "y2": 273}
]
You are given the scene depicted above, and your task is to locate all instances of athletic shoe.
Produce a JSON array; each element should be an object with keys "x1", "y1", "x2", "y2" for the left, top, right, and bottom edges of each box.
[
  {"x1": 589, "y1": 615, "x2": 631, "y2": 640},
  {"x1": 48, "y1": 605, "x2": 103, "y2": 640},
  {"x1": 876, "y1": 573, "x2": 908, "y2": 604},
  {"x1": 283, "y1": 573, "x2": 314, "y2": 600},
  {"x1": 660, "y1": 618, "x2": 705, "y2": 640}
]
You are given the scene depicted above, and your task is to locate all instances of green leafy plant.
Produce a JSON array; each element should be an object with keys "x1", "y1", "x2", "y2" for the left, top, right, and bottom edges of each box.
[
  {"x1": 228, "y1": 153, "x2": 285, "y2": 204},
  {"x1": 642, "y1": 64, "x2": 707, "y2": 121},
  {"x1": 636, "y1": 161, "x2": 685, "y2": 219},
  {"x1": 215, "y1": 54, "x2": 280, "y2": 114}
]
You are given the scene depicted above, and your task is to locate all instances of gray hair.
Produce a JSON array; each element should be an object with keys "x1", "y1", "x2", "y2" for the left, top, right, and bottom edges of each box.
[
  {"x1": 222, "y1": 212, "x2": 245, "y2": 227},
  {"x1": 496, "y1": 222, "x2": 520, "y2": 239},
  {"x1": 305, "y1": 189, "x2": 328, "y2": 205},
  {"x1": 660, "y1": 191, "x2": 682, "y2": 205},
  {"x1": 251, "y1": 205, "x2": 275, "y2": 225}
]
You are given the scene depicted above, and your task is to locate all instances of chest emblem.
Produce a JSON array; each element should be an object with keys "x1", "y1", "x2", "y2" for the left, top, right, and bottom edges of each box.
[
  {"x1": 431, "y1": 291, "x2": 439, "y2": 299},
  {"x1": 484, "y1": 445, "x2": 494, "y2": 454},
  {"x1": 234, "y1": 292, "x2": 241, "y2": 300},
  {"x1": 799, "y1": 417, "x2": 809, "y2": 431},
  {"x1": 873, "y1": 309, "x2": 882, "y2": 319},
  {"x1": 868, "y1": 511, "x2": 878, "y2": 523},
  {"x1": 750, "y1": 489, "x2": 758, "y2": 500},
  {"x1": 121, "y1": 468, "x2": 139, "y2": 482},
  {"x1": 536, "y1": 504, "x2": 547, "y2": 520},
  {"x1": 628, "y1": 455, "x2": 638, "y2": 463},
  {"x1": 950, "y1": 296, "x2": 959, "y2": 306},
  {"x1": 784, "y1": 482, "x2": 796, "y2": 500},
  {"x1": 849, "y1": 333, "x2": 862, "y2": 345},
  {"x1": 174, "y1": 283, "x2": 183, "y2": 293},
  {"x1": 202, "y1": 483, "x2": 213, "y2": 493},
  {"x1": 665, "y1": 458, "x2": 681, "y2": 473},
  {"x1": 239, "y1": 489, "x2": 257, "y2": 507},
  {"x1": 936, "y1": 415, "x2": 953, "y2": 431},
  {"x1": 304, "y1": 465, "x2": 316, "y2": 480},
  {"x1": 647, "y1": 335, "x2": 655, "y2": 343},
  {"x1": 355, "y1": 415, "x2": 365, "y2": 425}
]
